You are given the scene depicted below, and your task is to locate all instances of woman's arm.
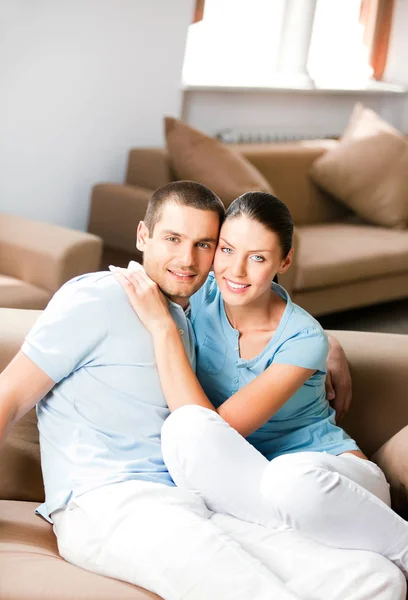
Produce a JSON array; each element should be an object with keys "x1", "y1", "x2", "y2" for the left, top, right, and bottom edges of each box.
[{"x1": 113, "y1": 268, "x2": 315, "y2": 437}]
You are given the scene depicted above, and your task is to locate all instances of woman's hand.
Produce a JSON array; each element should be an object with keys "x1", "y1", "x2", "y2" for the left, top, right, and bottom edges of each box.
[{"x1": 111, "y1": 266, "x2": 172, "y2": 334}]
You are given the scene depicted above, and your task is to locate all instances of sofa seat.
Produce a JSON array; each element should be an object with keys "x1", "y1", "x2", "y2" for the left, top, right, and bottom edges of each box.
[
  {"x1": 0, "y1": 275, "x2": 51, "y2": 310},
  {"x1": 295, "y1": 223, "x2": 408, "y2": 291},
  {"x1": 0, "y1": 500, "x2": 160, "y2": 600}
]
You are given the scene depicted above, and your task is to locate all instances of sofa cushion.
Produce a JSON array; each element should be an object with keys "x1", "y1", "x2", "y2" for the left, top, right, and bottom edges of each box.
[
  {"x1": 294, "y1": 223, "x2": 408, "y2": 291},
  {"x1": 0, "y1": 500, "x2": 160, "y2": 600},
  {"x1": 164, "y1": 117, "x2": 272, "y2": 207},
  {"x1": 372, "y1": 426, "x2": 408, "y2": 519},
  {"x1": 310, "y1": 103, "x2": 408, "y2": 229},
  {"x1": 0, "y1": 274, "x2": 51, "y2": 309}
]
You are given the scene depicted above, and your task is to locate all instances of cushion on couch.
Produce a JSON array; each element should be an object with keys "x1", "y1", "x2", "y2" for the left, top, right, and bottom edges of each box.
[
  {"x1": 0, "y1": 500, "x2": 159, "y2": 600},
  {"x1": 164, "y1": 117, "x2": 272, "y2": 207},
  {"x1": 371, "y1": 426, "x2": 408, "y2": 519},
  {"x1": 309, "y1": 103, "x2": 408, "y2": 229},
  {"x1": 293, "y1": 223, "x2": 408, "y2": 291},
  {"x1": 0, "y1": 275, "x2": 51, "y2": 310}
]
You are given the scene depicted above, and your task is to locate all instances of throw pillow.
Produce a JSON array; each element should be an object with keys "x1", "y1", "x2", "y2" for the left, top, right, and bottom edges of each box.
[
  {"x1": 309, "y1": 103, "x2": 408, "y2": 229},
  {"x1": 372, "y1": 425, "x2": 408, "y2": 519},
  {"x1": 164, "y1": 117, "x2": 272, "y2": 207}
]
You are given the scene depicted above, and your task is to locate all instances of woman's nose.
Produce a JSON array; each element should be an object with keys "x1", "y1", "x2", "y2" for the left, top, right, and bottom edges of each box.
[{"x1": 231, "y1": 258, "x2": 246, "y2": 277}]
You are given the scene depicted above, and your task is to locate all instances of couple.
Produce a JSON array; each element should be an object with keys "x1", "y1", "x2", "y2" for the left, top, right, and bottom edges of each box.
[{"x1": 0, "y1": 181, "x2": 407, "y2": 600}]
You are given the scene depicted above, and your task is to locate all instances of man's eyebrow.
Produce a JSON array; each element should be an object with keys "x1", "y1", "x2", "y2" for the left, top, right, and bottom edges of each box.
[
  {"x1": 198, "y1": 237, "x2": 218, "y2": 243},
  {"x1": 161, "y1": 230, "x2": 183, "y2": 237},
  {"x1": 161, "y1": 230, "x2": 217, "y2": 243}
]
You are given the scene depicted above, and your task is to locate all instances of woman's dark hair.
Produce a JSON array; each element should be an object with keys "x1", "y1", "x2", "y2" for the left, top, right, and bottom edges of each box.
[{"x1": 225, "y1": 191, "x2": 293, "y2": 259}]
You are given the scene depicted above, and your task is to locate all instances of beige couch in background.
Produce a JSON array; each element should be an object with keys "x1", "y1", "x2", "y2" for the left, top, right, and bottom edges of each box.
[
  {"x1": 0, "y1": 307, "x2": 407, "y2": 598},
  {"x1": 88, "y1": 142, "x2": 408, "y2": 317},
  {"x1": 0, "y1": 212, "x2": 103, "y2": 310}
]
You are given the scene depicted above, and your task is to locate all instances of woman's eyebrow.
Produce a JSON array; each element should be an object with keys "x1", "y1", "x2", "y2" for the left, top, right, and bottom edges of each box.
[{"x1": 220, "y1": 237, "x2": 271, "y2": 253}]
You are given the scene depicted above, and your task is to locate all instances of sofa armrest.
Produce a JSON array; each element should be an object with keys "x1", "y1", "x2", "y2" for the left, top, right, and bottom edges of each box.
[
  {"x1": 89, "y1": 183, "x2": 152, "y2": 254},
  {"x1": 126, "y1": 148, "x2": 173, "y2": 190},
  {"x1": 0, "y1": 213, "x2": 102, "y2": 294},
  {"x1": 327, "y1": 330, "x2": 408, "y2": 456}
]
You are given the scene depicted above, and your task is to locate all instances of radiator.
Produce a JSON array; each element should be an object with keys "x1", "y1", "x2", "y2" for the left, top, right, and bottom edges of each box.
[{"x1": 215, "y1": 129, "x2": 338, "y2": 144}]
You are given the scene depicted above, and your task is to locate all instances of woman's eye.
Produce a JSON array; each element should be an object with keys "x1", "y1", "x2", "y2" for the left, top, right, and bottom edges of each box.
[
  {"x1": 250, "y1": 255, "x2": 264, "y2": 262},
  {"x1": 221, "y1": 247, "x2": 232, "y2": 254}
]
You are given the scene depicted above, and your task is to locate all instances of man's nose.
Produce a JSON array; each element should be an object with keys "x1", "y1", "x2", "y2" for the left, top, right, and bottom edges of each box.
[{"x1": 179, "y1": 244, "x2": 195, "y2": 266}]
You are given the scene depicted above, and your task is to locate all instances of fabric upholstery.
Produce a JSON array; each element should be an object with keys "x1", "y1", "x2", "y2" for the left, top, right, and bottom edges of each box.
[
  {"x1": 329, "y1": 330, "x2": 408, "y2": 458},
  {"x1": 0, "y1": 275, "x2": 51, "y2": 310},
  {"x1": 0, "y1": 213, "x2": 102, "y2": 301},
  {"x1": 310, "y1": 104, "x2": 408, "y2": 229},
  {"x1": 0, "y1": 500, "x2": 159, "y2": 600},
  {"x1": 89, "y1": 184, "x2": 151, "y2": 254},
  {"x1": 293, "y1": 271, "x2": 408, "y2": 317},
  {"x1": 164, "y1": 117, "x2": 272, "y2": 206},
  {"x1": 372, "y1": 426, "x2": 408, "y2": 519},
  {"x1": 0, "y1": 309, "x2": 43, "y2": 502},
  {"x1": 126, "y1": 148, "x2": 173, "y2": 190},
  {"x1": 236, "y1": 140, "x2": 350, "y2": 225},
  {"x1": 294, "y1": 223, "x2": 408, "y2": 290}
]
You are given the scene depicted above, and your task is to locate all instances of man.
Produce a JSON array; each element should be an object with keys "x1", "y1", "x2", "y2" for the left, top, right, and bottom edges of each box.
[{"x1": 0, "y1": 181, "x2": 404, "y2": 600}]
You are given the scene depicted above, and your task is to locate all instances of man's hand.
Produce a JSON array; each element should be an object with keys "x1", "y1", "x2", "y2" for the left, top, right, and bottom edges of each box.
[{"x1": 325, "y1": 335, "x2": 352, "y2": 424}]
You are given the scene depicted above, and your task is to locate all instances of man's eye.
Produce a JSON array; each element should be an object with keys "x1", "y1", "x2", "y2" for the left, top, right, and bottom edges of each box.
[
  {"x1": 167, "y1": 237, "x2": 179, "y2": 243},
  {"x1": 198, "y1": 242, "x2": 211, "y2": 249},
  {"x1": 250, "y1": 255, "x2": 264, "y2": 262},
  {"x1": 221, "y1": 247, "x2": 232, "y2": 254}
]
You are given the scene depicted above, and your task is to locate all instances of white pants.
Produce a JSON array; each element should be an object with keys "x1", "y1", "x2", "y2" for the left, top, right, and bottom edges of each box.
[
  {"x1": 161, "y1": 405, "x2": 408, "y2": 581},
  {"x1": 53, "y1": 479, "x2": 405, "y2": 600}
]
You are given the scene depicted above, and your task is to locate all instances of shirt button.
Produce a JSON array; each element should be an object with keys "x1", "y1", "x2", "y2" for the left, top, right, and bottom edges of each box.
[
  {"x1": 234, "y1": 346, "x2": 239, "y2": 351},
  {"x1": 179, "y1": 329, "x2": 184, "y2": 336},
  {"x1": 234, "y1": 378, "x2": 238, "y2": 383}
]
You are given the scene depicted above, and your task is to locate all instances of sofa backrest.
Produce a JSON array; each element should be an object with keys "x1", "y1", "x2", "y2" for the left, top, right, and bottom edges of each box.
[
  {"x1": 125, "y1": 141, "x2": 350, "y2": 226},
  {"x1": 232, "y1": 141, "x2": 351, "y2": 225},
  {"x1": 0, "y1": 309, "x2": 44, "y2": 502}
]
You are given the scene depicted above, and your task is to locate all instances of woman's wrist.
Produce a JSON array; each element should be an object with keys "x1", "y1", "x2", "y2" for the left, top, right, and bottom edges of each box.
[{"x1": 150, "y1": 317, "x2": 179, "y2": 339}]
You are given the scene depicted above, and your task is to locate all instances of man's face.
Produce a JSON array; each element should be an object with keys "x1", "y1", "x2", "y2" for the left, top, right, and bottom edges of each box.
[{"x1": 137, "y1": 202, "x2": 220, "y2": 308}]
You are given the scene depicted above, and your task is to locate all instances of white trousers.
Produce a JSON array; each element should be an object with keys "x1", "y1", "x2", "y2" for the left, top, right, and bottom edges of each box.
[
  {"x1": 53, "y1": 479, "x2": 405, "y2": 600},
  {"x1": 161, "y1": 405, "x2": 408, "y2": 581}
]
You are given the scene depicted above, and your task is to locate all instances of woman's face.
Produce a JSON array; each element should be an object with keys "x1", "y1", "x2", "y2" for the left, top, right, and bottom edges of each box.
[{"x1": 213, "y1": 215, "x2": 293, "y2": 307}]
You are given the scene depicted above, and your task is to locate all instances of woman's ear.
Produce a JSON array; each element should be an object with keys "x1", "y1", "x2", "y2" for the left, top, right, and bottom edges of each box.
[
  {"x1": 136, "y1": 221, "x2": 149, "y2": 252},
  {"x1": 278, "y1": 247, "x2": 294, "y2": 275}
]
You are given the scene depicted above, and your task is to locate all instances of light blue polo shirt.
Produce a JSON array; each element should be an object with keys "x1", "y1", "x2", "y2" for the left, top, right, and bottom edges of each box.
[
  {"x1": 22, "y1": 271, "x2": 195, "y2": 519},
  {"x1": 190, "y1": 274, "x2": 359, "y2": 460}
]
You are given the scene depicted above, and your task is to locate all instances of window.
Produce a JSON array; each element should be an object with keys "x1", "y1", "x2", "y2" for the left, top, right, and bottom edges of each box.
[
  {"x1": 183, "y1": 0, "x2": 395, "y2": 89},
  {"x1": 182, "y1": 0, "x2": 287, "y2": 86}
]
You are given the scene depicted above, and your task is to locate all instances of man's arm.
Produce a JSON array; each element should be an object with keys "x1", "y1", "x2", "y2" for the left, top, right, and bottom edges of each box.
[
  {"x1": 0, "y1": 351, "x2": 55, "y2": 447},
  {"x1": 325, "y1": 334, "x2": 352, "y2": 423}
]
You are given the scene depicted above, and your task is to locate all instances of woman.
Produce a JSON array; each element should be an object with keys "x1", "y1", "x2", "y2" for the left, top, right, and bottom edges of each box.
[{"x1": 113, "y1": 191, "x2": 408, "y2": 577}]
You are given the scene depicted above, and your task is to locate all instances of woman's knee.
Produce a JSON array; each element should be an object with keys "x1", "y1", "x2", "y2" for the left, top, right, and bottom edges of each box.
[{"x1": 260, "y1": 453, "x2": 339, "y2": 526}]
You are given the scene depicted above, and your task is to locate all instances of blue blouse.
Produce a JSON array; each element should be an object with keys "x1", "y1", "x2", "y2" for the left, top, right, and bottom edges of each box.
[{"x1": 190, "y1": 274, "x2": 359, "y2": 460}]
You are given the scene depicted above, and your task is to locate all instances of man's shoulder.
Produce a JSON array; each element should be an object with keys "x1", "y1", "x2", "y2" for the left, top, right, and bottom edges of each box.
[{"x1": 54, "y1": 271, "x2": 124, "y2": 306}]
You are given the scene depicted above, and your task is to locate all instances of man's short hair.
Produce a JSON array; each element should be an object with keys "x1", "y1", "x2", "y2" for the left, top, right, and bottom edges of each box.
[{"x1": 144, "y1": 181, "x2": 225, "y2": 235}]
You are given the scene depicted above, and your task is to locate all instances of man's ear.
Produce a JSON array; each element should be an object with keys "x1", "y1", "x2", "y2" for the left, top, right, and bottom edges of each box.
[
  {"x1": 136, "y1": 221, "x2": 149, "y2": 252},
  {"x1": 277, "y1": 247, "x2": 294, "y2": 275}
]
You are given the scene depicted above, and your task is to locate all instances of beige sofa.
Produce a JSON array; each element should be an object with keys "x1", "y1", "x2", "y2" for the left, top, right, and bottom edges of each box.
[
  {"x1": 88, "y1": 142, "x2": 408, "y2": 317},
  {"x1": 0, "y1": 212, "x2": 103, "y2": 310},
  {"x1": 0, "y1": 307, "x2": 407, "y2": 599}
]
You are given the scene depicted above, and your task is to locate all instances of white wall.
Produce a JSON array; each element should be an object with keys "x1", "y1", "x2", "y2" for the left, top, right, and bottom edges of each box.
[
  {"x1": 0, "y1": 0, "x2": 194, "y2": 230},
  {"x1": 183, "y1": 0, "x2": 408, "y2": 138}
]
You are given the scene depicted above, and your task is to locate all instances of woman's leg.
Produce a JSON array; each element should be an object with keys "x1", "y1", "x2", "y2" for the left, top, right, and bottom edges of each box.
[
  {"x1": 260, "y1": 450, "x2": 408, "y2": 577},
  {"x1": 162, "y1": 405, "x2": 408, "y2": 577}
]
